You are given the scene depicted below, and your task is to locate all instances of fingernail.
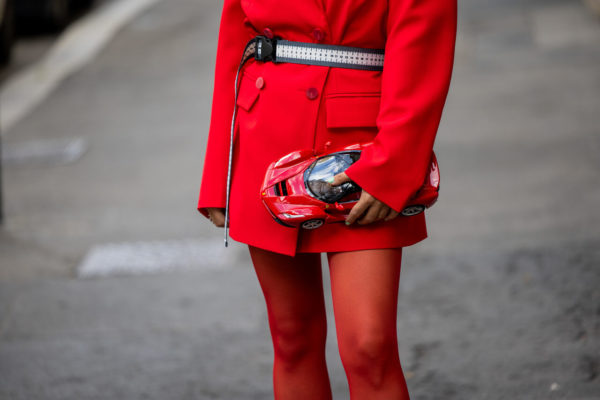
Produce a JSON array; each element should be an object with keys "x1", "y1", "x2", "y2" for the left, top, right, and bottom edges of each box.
[
  {"x1": 327, "y1": 176, "x2": 335, "y2": 184},
  {"x1": 345, "y1": 221, "x2": 350, "y2": 226}
]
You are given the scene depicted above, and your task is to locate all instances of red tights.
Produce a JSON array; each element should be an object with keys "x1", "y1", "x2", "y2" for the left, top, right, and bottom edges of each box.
[{"x1": 248, "y1": 245, "x2": 410, "y2": 400}]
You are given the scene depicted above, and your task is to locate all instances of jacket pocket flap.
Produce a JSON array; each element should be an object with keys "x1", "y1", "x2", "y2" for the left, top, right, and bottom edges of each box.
[
  {"x1": 326, "y1": 94, "x2": 380, "y2": 128},
  {"x1": 235, "y1": 72, "x2": 260, "y2": 112}
]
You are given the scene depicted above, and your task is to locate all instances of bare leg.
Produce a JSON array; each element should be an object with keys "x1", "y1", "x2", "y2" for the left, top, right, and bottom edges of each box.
[
  {"x1": 327, "y1": 248, "x2": 410, "y2": 400},
  {"x1": 248, "y1": 245, "x2": 332, "y2": 400}
]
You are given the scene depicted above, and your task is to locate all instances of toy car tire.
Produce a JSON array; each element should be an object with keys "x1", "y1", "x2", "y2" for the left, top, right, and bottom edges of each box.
[
  {"x1": 301, "y1": 219, "x2": 324, "y2": 229},
  {"x1": 401, "y1": 205, "x2": 425, "y2": 216}
]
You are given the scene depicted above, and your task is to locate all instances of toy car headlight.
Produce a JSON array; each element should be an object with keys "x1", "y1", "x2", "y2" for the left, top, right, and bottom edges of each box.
[{"x1": 304, "y1": 151, "x2": 362, "y2": 203}]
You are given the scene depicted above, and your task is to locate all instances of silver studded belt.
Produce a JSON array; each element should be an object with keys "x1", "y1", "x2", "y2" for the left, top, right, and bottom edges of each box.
[
  {"x1": 255, "y1": 36, "x2": 385, "y2": 71},
  {"x1": 222, "y1": 35, "x2": 385, "y2": 247}
]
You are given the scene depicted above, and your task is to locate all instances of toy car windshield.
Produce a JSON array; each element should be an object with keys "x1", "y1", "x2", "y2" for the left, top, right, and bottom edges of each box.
[{"x1": 304, "y1": 151, "x2": 361, "y2": 203}]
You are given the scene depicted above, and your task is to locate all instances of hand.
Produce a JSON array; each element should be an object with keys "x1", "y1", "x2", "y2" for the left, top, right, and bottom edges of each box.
[
  {"x1": 330, "y1": 172, "x2": 400, "y2": 225},
  {"x1": 206, "y1": 207, "x2": 226, "y2": 227}
]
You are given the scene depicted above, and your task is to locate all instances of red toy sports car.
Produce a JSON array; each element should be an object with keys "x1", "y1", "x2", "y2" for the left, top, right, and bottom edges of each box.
[{"x1": 260, "y1": 141, "x2": 440, "y2": 229}]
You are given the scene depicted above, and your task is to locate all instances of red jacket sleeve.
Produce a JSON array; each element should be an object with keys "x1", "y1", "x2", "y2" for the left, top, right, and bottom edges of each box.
[
  {"x1": 343, "y1": 0, "x2": 457, "y2": 212},
  {"x1": 197, "y1": 0, "x2": 254, "y2": 219}
]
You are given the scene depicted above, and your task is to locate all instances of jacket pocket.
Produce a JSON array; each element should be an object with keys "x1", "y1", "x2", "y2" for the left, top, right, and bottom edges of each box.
[
  {"x1": 235, "y1": 71, "x2": 260, "y2": 112},
  {"x1": 325, "y1": 93, "x2": 381, "y2": 128}
]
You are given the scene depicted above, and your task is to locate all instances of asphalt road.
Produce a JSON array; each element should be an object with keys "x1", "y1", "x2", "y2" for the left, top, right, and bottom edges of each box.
[{"x1": 0, "y1": 0, "x2": 599, "y2": 399}]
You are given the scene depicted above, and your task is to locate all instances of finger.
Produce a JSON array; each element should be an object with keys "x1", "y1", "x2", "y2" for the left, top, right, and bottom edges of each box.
[
  {"x1": 357, "y1": 202, "x2": 383, "y2": 225},
  {"x1": 384, "y1": 209, "x2": 400, "y2": 221},
  {"x1": 216, "y1": 210, "x2": 226, "y2": 227},
  {"x1": 329, "y1": 172, "x2": 350, "y2": 186},
  {"x1": 209, "y1": 209, "x2": 226, "y2": 227},
  {"x1": 214, "y1": 214, "x2": 225, "y2": 227},
  {"x1": 377, "y1": 206, "x2": 391, "y2": 221},
  {"x1": 346, "y1": 195, "x2": 372, "y2": 225}
]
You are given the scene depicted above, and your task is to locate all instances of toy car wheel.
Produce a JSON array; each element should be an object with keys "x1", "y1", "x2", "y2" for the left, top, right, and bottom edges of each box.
[
  {"x1": 301, "y1": 219, "x2": 324, "y2": 229},
  {"x1": 401, "y1": 205, "x2": 425, "y2": 216}
]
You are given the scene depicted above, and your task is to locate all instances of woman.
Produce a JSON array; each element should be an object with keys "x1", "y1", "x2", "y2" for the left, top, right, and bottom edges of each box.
[{"x1": 197, "y1": 0, "x2": 456, "y2": 398}]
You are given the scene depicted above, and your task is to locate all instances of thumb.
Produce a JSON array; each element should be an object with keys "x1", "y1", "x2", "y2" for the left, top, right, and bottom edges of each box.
[{"x1": 328, "y1": 172, "x2": 350, "y2": 186}]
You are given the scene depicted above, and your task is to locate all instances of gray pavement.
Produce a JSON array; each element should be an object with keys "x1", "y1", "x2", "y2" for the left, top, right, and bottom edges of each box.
[{"x1": 1, "y1": 0, "x2": 599, "y2": 399}]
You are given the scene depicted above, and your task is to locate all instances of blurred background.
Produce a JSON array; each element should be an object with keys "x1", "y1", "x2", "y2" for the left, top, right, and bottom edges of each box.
[{"x1": 0, "y1": 0, "x2": 598, "y2": 399}]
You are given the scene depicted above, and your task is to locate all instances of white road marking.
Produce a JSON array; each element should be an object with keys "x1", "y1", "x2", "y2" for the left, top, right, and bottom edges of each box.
[
  {"x1": 77, "y1": 238, "x2": 239, "y2": 278},
  {"x1": 2, "y1": 136, "x2": 88, "y2": 166},
  {"x1": 0, "y1": 0, "x2": 163, "y2": 134}
]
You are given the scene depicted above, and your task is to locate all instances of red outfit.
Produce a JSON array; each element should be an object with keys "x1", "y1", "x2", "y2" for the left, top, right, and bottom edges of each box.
[{"x1": 197, "y1": 0, "x2": 457, "y2": 257}]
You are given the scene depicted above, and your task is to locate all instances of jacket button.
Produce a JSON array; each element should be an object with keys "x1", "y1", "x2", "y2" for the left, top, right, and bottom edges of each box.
[
  {"x1": 306, "y1": 87, "x2": 319, "y2": 100},
  {"x1": 263, "y1": 27, "x2": 274, "y2": 39},
  {"x1": 255, "y1": 76, "x2": 264, "y2": 89},
  {"x1": 312, "y1": 28, "x2": 325, "y2": 41}
]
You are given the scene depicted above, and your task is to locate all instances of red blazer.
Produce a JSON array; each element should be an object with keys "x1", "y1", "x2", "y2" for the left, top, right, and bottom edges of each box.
[{"x1": 197, "y1": 0, "x2": 457, "y2": 256}]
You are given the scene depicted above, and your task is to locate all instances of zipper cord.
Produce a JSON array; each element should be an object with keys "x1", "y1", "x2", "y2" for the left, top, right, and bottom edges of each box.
[{"x1": 224, "y1": 38, "x2": 258, "y2": 247}]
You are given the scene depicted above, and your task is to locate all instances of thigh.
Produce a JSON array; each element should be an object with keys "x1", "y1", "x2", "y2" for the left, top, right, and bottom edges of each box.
[
  {"x1": 326, "y1": 248, "x2": 403, "y2": 339},
  {"x1": 248, "y1": 245, "x2": 327, "y2": 323}
]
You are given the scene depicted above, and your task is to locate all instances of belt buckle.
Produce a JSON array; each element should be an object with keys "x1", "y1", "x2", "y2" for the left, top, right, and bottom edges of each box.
[{"x1": 254, "y1": 35, "x2": 276, "y2": 62}]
